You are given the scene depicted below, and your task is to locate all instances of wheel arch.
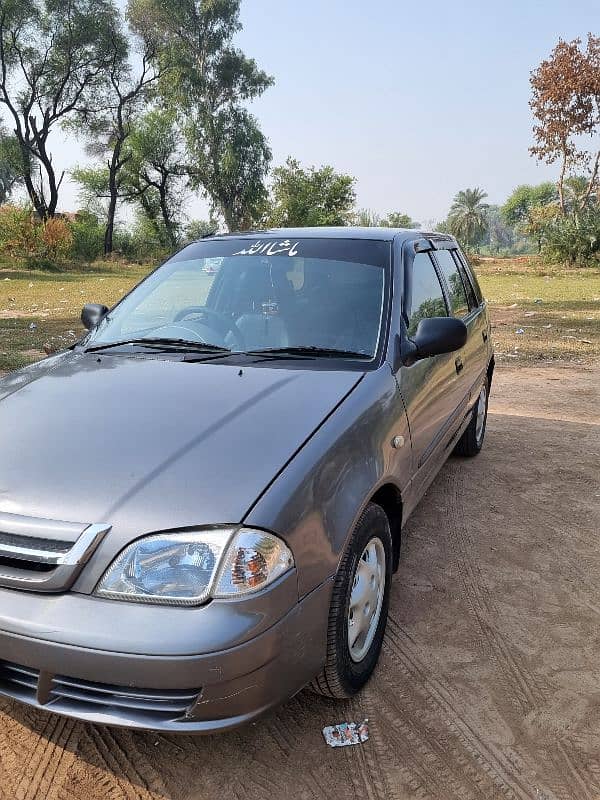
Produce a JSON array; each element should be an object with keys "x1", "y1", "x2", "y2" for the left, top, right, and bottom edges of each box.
[
  {"x1": 370, "y1": 483, "x2": 403, "y2": 572},
  {"x1": 487, "y1": 355, "x2": 495, "y2": 390}
]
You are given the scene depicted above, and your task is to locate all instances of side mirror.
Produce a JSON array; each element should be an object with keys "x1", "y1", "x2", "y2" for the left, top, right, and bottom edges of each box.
[
  {"x1": 403, "y1": 317, "x2": 467, "y2": 365},
  {"x1": 81, "y1": 303, "x2": 109, "y2": 330}
]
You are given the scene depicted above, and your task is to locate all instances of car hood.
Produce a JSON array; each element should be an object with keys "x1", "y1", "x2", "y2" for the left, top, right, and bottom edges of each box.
[{"x1": 0, "y1": 352, "x2": 362, "y2": 533}]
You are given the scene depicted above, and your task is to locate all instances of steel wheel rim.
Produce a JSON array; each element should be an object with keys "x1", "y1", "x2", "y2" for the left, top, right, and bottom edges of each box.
[
  {"x1": 475, "y1": 385, "x2": 487, "y2": 444},
  {"x1": 347, "y1": 537, "x2": 386, "y2": 663}
]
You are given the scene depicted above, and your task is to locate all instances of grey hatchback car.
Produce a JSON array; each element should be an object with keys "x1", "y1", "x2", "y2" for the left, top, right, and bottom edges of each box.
[{"x1": 0, "y1": 228, "x2": 493, "y2": 732}]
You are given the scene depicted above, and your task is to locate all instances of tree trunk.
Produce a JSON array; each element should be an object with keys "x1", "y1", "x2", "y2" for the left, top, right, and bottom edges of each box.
[
  {"x1": 105, "y1": 191, "x2": 117, "y2": 256},
  {"x1": 558, "y1": 152, "x2": 568, "y2": 215},
  {"x1": 222, "y1": 203, "x2": 236, "y2": 232},
  {"x1": 580, "y1": 150, "x2": 600, "y2": 211},
  {"x1": 104, "y1": 148, "x2": 121, "y2": 256},
  {"x1": 159, "y1": 179, "x2": 177, "y2": 246}
]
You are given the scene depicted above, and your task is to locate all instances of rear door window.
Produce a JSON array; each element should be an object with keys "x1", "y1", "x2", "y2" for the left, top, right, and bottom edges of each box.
[
  {"x1": 408, "y1": 252, "x2": 448, "y2": 336},
  {"x1": 451, "y1": 251, "x2": 477, "y2": 309},
  {"x1": 455, "y1": 248, "x2": 483, "y2": 305},
  {"x1": 433, "y1": 249, "x2": 470, "y2": 318}
]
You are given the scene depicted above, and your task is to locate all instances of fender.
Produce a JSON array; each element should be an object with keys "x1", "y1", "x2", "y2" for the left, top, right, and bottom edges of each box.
[{"x1": 244, "y1": 366, "x2": 411, "y2": 598}]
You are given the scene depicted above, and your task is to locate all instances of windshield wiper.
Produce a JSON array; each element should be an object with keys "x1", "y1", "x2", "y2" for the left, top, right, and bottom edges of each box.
[
  {"x1": 244, "y1": 346, "x2": 372, "y2": 360},
  {"x1": 85, "y1": 337, "x2": 232, "y2": 354}
]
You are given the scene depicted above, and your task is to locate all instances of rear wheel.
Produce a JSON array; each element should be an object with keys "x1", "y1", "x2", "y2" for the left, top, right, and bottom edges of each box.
[
  {"x1": 454, "y1": 379, "x2": 489, "y2": 457},
  {"x1": 311, "y1": 503, "x2": 392, "y2": 699}
]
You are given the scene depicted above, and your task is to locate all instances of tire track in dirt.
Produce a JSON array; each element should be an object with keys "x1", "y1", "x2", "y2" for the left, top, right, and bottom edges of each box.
[
  {"x1": 380, "y1": 617, "x2": 538, "y2": 800},
  {"x1": 84, "y1": 726, "x2": 167, "y2": 800},
  {"x1": 0, "y1": 704, "x2": 81, "y2": 800},
  {"x1": 16, "y1": 714, "x2": 79, "y2": 800},
  {"x1": 344, "y1": 691, "x2": 395, "y2": 800},
  {"x1": 440, "y1": 465, "x2": 600, "y2": 800}
]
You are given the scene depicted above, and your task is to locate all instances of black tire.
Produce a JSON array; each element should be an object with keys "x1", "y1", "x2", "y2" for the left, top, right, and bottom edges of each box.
[
  {"x1": 454, "y1": 378, "x2": 489, "y2": 457},
  {"x1": 311, "y1": 503, "x2": 392, "y2": 699}
]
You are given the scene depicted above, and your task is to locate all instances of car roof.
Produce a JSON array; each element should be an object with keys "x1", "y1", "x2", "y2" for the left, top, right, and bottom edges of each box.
[{"x1": 199, "y1": 226, "x2": 454, "y2": 245}]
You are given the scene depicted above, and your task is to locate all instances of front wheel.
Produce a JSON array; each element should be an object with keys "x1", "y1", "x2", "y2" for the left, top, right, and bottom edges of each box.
[{"x1": 311, "y1": 503, "x2": 392, "y2": 699}]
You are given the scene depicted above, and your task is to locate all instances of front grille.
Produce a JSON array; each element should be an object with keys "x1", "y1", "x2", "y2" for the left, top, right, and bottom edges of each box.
[{"x1": 0, "y1": 659, "x2": 200, "y2": 721}]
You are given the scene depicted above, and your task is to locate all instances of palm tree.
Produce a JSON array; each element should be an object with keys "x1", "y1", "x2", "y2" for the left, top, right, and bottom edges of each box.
[{"x1": 447, "y1": 187, "x2": 489, "y2": 249}]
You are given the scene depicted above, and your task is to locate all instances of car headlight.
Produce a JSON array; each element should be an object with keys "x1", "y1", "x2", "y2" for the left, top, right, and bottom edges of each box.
[{"x1": 95, "y1": 528, "x2": 294, "y2": 606}]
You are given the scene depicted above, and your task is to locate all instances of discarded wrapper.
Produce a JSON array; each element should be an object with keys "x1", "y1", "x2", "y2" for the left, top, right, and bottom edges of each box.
[{"x1": 322, "y1": 719, "x2": 369, "y2": 748}]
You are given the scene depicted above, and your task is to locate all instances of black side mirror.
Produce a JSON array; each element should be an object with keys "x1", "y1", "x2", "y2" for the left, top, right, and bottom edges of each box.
[
  {"x1": 81, "y1": 303, "x2": 109, "y2": 330},
  {"x1": 402, "y1": 317, "x2": 467, "y2": 365}
]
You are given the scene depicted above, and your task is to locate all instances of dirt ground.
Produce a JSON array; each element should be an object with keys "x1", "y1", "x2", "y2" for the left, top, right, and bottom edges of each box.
[{"x1": 0, "y1": 363, "x2": 599, "y2": 800}]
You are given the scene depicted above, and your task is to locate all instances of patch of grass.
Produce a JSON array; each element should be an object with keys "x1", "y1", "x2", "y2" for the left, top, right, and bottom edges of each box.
[
  {"x1": 477, "y1": 259, "x2": 600, "y2": 364},
  {"x1": 0, "y1": 261, "x2": 149, "y2": 372}
]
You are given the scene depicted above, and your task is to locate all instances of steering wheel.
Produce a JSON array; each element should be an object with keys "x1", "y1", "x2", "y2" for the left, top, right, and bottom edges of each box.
[{"x1": 173, "y1": 305, "x2": 245, "y2": 350}]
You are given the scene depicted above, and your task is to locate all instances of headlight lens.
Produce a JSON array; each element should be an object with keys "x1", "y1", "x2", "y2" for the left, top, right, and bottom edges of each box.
[{"x1": 95, "y1": 528, "x2": 294, "y2": 606}]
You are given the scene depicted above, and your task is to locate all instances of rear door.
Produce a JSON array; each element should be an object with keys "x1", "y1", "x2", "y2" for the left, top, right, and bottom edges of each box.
[{"x1": 433, "y1": 247, "x2": 488, "y2": 405}]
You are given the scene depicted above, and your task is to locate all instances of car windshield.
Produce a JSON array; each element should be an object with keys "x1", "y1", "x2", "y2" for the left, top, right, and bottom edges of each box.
[{"x1": 88, "y1": 237, "x2": 389, "y2": 359}]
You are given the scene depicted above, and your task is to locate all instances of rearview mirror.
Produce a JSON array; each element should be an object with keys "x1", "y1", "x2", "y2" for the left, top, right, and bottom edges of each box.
[
  {"x1": 403, "y1": 317, "x2": 467, "y2": 365},
  {"x1": 81, "y1": 303, "x2": 109, "y2": 330}
]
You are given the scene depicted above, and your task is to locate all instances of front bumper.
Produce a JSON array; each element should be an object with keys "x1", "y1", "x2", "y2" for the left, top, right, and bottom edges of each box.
[{"x1": 0, "y1": 577, "x2": 333, "y2": 733}]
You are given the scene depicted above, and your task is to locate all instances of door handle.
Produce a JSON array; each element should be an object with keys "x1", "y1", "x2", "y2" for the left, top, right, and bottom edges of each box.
[{"x1": 455, "y1": 356, "x2": 464, "y2": 374}]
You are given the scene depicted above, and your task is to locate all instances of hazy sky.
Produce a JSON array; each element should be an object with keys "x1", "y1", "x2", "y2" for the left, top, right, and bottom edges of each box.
[{"x1": 10, "y1": 0, "x2": 598, "y2": 224}]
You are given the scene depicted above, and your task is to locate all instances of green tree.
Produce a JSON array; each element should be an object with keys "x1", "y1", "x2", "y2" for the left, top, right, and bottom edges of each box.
[
  {"x1": 485, "y1": 205, "x2": 514, "y2": 253},
  {"x1": 266, "y1": 158, "x2": 356, "y2": 228},
  {"x1": 70, "y1": 21, "x2": 162, "y2": 254},
  {"x1": 121, "y1": 109, "x2": 186, "y2": 248},
  {"x1": 0, "y1": 123, "x2": 24, "y2": 203},
  {"x1": 128, "y1": 0, "x2": 273, "y2": 230},
  {"x1": 501, "y1": 183, "x2": 557, "y2": 226},
  {"x1": 186, "y1": 107, "x2": 271, "y2": 230},
  {"x1": 354, "y1": 209, "x2": 382, "y2": 226},
  {"x1": 447, "y1": 187, "x2": 489, "y2": 250},
  {"x1": 184, "y1": 218, "x2": 218, "y2": 243},
  {"x1": 0, "y1": 0, "x2": 125, "y2": 219},
  {"x1": 380, "y1": 212, "x2": 419, "y2": 228},
  {"x1": 354, "y1": 209, "x2": 420, "y2": 228},
  {"x1": 501, "y1": 183, "x2": 558, "y2": 252}
]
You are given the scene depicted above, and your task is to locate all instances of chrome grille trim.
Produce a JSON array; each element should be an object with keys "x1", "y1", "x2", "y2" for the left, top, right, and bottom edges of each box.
[
  {"x1": 0, "y1": 532, "x2": 72, "y2": 564},
  {"x1": 0, "y1": 522, "x2": 111, "y2": 591}
]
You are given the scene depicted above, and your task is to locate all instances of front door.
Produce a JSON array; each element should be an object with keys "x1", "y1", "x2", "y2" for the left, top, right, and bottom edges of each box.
[{"x1": 395, "y1": 250, "x2": 463, "y2": 500}]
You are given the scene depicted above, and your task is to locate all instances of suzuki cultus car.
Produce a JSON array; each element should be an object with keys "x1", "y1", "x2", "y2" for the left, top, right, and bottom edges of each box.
[{"x1": 0, "y1": 228, "x2": 493, "y2": 731}]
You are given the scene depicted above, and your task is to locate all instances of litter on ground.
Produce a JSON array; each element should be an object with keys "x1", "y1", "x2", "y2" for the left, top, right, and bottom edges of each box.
[{"x1": 322, "y1": 720, "x2": 369, "y2": 748}]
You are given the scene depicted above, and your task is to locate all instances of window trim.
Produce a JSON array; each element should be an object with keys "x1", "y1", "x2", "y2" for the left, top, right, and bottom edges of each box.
[
  {"x1": 453, "y1": 247, "x2": 483, "y2": 306},
  {"x1": 450, "y1": 250, "x2": 478, "y2": 310}
]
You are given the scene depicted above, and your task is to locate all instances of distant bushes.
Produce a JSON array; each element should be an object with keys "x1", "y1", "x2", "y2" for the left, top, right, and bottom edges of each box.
[
  {"x1": 70, "y1": 212, "x2": 105, "y2": 261},
  {"x1": 0, "y1": 203, "x2": 169, "y2": 268},
  {"x1": 542, "y1": 209, "x2": 600, "y2": 266},
  {"x1": 0, "y1": 204, "x2": 73, "y2": 269}
]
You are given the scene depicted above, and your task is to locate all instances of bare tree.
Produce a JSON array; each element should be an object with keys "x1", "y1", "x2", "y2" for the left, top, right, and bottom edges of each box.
[
  {"x1": 0, "y1": 0, "x2": 124, "y2": 219},
  {"x1": 530, "y1": 34, "x2": 600, "y2": 214}
]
